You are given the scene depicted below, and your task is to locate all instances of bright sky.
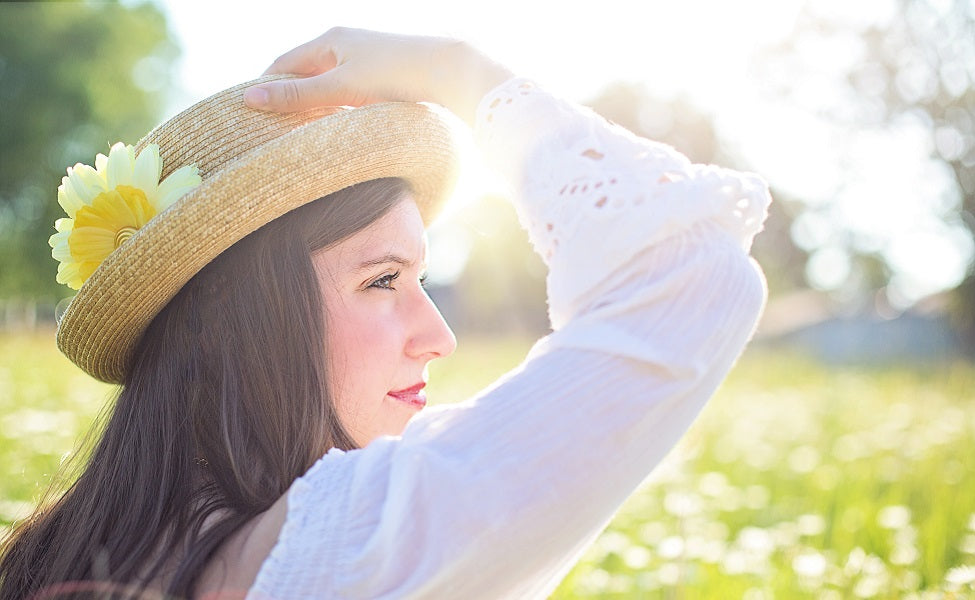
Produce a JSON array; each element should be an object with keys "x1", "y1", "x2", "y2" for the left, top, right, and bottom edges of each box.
[
  {"x1": 160, "y1": 0, "x2": 803, "y2": 109},
  {"x1": 158, "y1": 0, "x2": 970, "y2": 307}
]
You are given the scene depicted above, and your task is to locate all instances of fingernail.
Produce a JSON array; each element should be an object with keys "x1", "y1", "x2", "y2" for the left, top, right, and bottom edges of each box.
[{"x1": 244, "y1": 86, "x2": 269, "y2": 108}]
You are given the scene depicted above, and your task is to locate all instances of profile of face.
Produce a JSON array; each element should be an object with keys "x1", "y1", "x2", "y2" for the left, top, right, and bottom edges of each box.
[{"x1": 312, "y1": 197, "x2": 457, "y2": 447}]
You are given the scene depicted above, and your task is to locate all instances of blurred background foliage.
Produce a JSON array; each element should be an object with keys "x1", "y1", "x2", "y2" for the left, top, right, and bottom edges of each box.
[
  {"x1": 756, "y1": 0, "x2": 975, "y2": 350},
  {"x1": 0, "y1": 1, "x2": 177, "y2": 299}
]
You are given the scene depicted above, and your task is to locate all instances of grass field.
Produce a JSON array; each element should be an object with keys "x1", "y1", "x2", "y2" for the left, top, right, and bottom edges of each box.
[{"x1": 2, "y1": 330, "x2": 974, "y2": 598}]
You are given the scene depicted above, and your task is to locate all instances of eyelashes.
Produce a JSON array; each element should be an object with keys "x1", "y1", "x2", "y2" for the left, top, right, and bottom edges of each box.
[
  {"x1": 369, "y1": 271, "x2": 400, "y2": 290},
  {"x1": 367, "y1": 271, "x2": 429, "y2": 291}
]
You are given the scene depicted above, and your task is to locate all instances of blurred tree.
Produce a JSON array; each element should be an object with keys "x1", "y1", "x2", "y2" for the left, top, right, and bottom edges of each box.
[
  {"x1": 757, "y1": 0, "x2": 975, "y2": 350},
  {"x1": 0, "y1": 1, "x2": 177, "y2": 300}
]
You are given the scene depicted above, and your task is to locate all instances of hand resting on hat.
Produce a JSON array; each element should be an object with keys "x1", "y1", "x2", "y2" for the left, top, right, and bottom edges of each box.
[{"x1": 244, "y1": 27, "x2": 514, "y2": 126}]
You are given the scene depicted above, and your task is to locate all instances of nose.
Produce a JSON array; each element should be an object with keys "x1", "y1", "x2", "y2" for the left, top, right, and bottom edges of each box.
[{"x1": 406, "y1": 288, "x2": 457, "y2": 360}]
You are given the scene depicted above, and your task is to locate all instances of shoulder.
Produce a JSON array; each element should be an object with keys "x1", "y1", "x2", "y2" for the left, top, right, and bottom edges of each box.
[{"x1": 195, "y1": 494, "x2": 288, "y2": 598}]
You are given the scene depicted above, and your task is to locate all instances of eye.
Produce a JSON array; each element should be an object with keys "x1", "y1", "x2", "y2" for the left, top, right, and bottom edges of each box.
[
  {"x1": 368, "y1": 271, "x2": 400, "y2": 290},
  {"x1": 419, "y1": 272, "x2": 429, "y2": 288}
]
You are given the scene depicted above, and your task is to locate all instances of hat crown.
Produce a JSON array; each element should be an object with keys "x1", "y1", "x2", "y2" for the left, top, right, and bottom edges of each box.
[{"x1": 135, "y1": 74, "x2": 336, "y2": 181}]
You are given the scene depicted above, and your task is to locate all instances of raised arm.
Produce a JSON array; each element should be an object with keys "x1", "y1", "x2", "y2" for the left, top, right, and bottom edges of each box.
[
  {"x1": 243, "y1": 27, "x2": 512, "y2": 126},
  {"x1": 246, "y1": 29, "x2": 770, "y2": 600}
]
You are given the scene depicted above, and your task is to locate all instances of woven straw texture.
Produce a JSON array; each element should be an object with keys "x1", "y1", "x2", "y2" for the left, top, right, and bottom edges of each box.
[{"x1": 57, "y1": 74, "x2": 462, "y2": 383}]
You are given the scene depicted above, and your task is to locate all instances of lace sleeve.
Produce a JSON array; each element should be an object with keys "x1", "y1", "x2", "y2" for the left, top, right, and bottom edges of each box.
[{"x1": 475, "y1": 78, "x2": 770, "y2": 329}]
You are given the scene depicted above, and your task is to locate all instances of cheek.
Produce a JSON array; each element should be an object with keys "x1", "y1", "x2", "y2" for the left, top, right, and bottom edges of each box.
[
  {"x1": 325, "y1": 298, "x2": 403, "y2": 404},
  {"x1": 326, "y1": 301, "x2": 367, "y2": 392},
  {"x1": 325, "y1": 298, "x2": 414, "y2": 446}
]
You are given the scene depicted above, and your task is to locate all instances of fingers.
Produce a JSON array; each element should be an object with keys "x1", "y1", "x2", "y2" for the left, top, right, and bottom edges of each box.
[
  {"x1": 262, "y1": 31, "x2": 340, "y2": 77},
  {"x1": 245, "y1": 72, "x2": 341, "y2": 113},
  {"x1": 244, "y1": 27, "x2": 513, "y2": 118},
  {"x1": 244, "y1": 69, "x2": 383, "y2": 113},
  {"x1": 248, "y1": 28, "x2": 361, "y2": 112}
]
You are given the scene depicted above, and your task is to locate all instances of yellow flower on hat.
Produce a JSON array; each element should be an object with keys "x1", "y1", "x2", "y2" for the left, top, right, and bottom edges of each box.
[{"x1": 49, "y1": 142, "x2": 201, "y2": 290}]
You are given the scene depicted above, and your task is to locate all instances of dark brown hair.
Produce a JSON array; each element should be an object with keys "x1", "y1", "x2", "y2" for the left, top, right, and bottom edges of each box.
[{"x1": 0, "y1": 177, "x2": 411, "y2": 599}]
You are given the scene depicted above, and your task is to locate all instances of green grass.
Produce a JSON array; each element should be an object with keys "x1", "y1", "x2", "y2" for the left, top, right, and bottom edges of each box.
[
  {"x1": 0, "y1": 329, "x2": 113, "y2": 526},
  {"x1": 2, "y1": 331, "x2": 975, "y2": 598},
  {"x1": 547, "y1": 354, "x2": 975, "y2": 599}
]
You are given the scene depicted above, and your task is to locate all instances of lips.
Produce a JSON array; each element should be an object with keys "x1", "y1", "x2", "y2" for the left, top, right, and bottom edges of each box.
[{"x1": 387, "y1": 382, "x2": 427, "y2": 408}]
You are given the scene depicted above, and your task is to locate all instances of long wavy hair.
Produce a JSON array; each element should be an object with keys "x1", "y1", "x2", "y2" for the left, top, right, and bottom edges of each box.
[{"x1": 0, "y1": 177, "x2": 411, "y2": 599}]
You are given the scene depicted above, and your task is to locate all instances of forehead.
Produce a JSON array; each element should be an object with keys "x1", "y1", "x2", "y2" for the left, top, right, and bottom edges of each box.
[{"x1": 313, "y1": 197, "x2": 427, "y2": 271}]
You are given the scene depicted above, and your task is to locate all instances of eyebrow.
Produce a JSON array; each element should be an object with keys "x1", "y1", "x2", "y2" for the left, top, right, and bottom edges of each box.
[{"x1": 353, "y1": 253, "x2": 415, "y2": 273}]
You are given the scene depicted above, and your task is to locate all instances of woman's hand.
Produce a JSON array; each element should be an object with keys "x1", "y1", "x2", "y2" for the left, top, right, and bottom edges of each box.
[{"x1": 244, "y1": 27, "x2": 513, "y2": 126}]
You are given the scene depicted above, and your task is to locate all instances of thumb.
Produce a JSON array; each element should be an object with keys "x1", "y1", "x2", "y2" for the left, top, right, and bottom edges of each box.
[{"x1": 243, "y1": 73, "x2": 355, "y2": 113}]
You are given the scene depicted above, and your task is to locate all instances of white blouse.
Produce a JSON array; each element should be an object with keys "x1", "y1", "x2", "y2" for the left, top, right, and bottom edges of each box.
[{"x1": 247, "y1": 78, "x2": 771, "y2": 599}]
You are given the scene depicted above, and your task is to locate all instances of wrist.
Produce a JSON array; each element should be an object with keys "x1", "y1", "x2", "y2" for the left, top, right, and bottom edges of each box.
[{"x1": 433, "y1": 41, "x2": 513, "y2": 127}]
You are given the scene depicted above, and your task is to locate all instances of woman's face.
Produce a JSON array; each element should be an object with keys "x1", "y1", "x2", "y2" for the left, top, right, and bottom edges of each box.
[{"x1": 312, "y1": 197, "x2": 456, "y2": 447}]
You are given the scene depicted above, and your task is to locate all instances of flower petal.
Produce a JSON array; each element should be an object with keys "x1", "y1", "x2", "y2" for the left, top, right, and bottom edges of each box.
[
  {"x1": 105, "y1": 142, "x2": 135, "y2": 189},
  {"x1": 74, "y1": 189, "x2": 150, "y2": 231},
  {"x1": 56, "y1": 261, "x2": 87, "y2": 290},
  {"x1": 68, "y1": 225, "x2": 117, "y2": 264},
  {"x1": 73, "y1": 162, "x2": 109, "y2": 196},
  {"x1": 57, "y1": 175, "x2": 84, "y2": 218},
  {"x1": 50, "y1": 230, "x2": 72, "y2": 262},
  {"x1": 54, "y1": 217, "x2": 73, "y2": 234},
  {"x1": 59, "y1": 163, "x2": 107, "y2": 217},
  {"x1": 156, "y1": 165, "x2": 202, "y2": 210},
  {"x1": 133, "y1": 144, "x2": 163, "y2": 200},
  {"x1": 118, "y1": 186, "x2": 157, "y2": 226}
]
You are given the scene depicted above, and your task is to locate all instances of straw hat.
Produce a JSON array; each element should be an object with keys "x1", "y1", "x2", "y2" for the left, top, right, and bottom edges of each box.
[{"x1": 55, "y1": 74, "x2": 462, "y2": 384}]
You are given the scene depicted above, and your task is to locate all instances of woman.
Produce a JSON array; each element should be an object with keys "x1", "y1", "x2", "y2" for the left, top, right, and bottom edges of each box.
[{"x1": 0, "y1": 28, "x2": 769, "y2": 598}]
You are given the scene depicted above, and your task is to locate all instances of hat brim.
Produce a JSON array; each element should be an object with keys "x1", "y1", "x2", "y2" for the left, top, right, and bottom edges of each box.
[{"x1": 57, "y1": 85, "x2": 462, "y2": 384}]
